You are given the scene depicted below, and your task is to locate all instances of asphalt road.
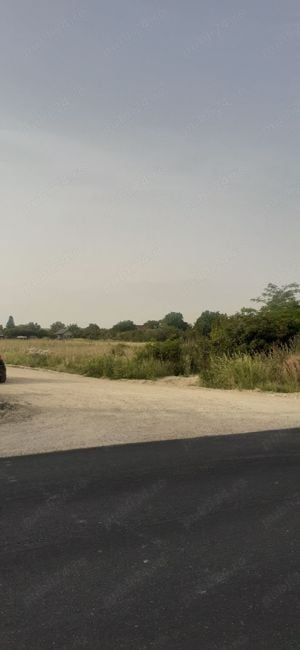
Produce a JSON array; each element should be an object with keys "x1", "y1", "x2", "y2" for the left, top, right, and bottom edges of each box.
[{"x1": 1, "y1": 428, "x2": 300, "y2": 649}]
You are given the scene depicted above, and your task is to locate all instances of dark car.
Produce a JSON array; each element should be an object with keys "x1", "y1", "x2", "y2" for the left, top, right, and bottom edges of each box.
[{"x1": 0, "y1": 356, "x2": 7, "y2": 383}]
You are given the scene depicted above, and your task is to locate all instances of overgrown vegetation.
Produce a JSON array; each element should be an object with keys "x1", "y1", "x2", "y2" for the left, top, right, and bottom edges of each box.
[
  {"x1": 199, "y1": 346, "x2": 300, "y2": 392},
  {"x1": 1, "y1": 283, "x2": 300, "y2": 391}
]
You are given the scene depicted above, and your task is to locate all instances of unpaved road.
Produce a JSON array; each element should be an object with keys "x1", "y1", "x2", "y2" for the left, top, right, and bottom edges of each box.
[{"x1": 0, "y1": 366, "x2": 299, "y2": 457}]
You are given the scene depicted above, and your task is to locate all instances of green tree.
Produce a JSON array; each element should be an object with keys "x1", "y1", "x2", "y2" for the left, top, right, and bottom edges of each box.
[
  {"x1": 160, "y1": 312, "x2": 188, "y2": 331},
  {"x1": 50, "y1": 321, "x2": 66, "y2": 335},
  {"x1": 194, "y1": 311, "x2": 222, "y2": 337},
  {"x1": 252, "y1": 283, "x2": 300, "y2": 309},
  {"x1": 83, "y1": 323, "x2": 101, "y2": 339},
  {"x1": 68, "y1": 324, "x2": 83, "y2": 338},
  {"x1": 143, "y1": 320, "x2": 160, "y2": 329},
  {"x1": 3, "y1": 321, "x2": 47, "y2": 339},
  {"x1": 111, "y1": 320, "x2": 137, "y2": 333},
  {"x1": 210, "y1": 290, "x2": 300, "y2": 354},
  {"x1": 6, "y1": 315, "x2": 15, "y2": 329}
]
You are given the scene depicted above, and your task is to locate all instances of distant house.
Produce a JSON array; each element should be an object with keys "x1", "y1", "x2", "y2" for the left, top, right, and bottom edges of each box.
[{"x1": 55, "y1": 328, "x2": 73, "y2": 340}]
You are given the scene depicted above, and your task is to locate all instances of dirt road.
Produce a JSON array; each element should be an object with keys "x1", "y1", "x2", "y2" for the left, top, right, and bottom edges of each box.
[{"x1": 0, "y1": 366, "x2": 299, "y2": 457}]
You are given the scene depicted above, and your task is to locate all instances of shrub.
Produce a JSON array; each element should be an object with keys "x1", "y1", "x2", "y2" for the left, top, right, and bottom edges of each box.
[{"x1": 136, "y1": 340, "x2": 183, "y2": 374}]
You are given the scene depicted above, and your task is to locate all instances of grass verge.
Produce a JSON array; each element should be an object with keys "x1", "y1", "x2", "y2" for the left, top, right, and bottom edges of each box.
[{"x1": 199, "y1": 349, "x2": 300, "y2": 392}]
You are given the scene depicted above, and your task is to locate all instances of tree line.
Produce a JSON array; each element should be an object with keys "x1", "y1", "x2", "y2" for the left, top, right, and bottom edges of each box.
[{"x1": 1, "y1": 283, "x2": 300, "y2": 355}]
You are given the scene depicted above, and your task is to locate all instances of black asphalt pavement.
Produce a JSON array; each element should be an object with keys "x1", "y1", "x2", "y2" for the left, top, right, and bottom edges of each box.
[{"x1": 1, "y1": 428, "x2": 300, "y2": 649}]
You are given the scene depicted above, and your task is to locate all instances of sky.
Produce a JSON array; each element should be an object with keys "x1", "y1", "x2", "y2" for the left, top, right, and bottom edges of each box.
[{"x1": 1, "y1": 0, "x2": 299, "y2": 327}]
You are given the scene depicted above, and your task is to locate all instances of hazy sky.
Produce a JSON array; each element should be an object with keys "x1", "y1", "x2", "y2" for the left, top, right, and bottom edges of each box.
[{"x1": 1, "y1": 1, "x2": 299, "y2": 327}]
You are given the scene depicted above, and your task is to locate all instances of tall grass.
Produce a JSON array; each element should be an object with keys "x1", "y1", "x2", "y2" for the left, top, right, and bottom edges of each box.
[
  {"x1": 0, "y1": 338, "x2": 141, "y2": 362},
  {"x1": 0, "y1": 339, "x2": 175, "y2": 380},
  {"x1": 199, "y1": 348, "x2": 300, "y2": 392},
  {"x1": 84, "y1": 356, "x2": 176, "y2": 380},
  {"x1": 1, "y1": 338, "x2": 300, "y2": 390}
]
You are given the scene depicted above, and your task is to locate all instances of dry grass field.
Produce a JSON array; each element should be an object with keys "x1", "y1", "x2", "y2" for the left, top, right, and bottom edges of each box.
[
  {"x1": 0, "y1": 338, "x2": 142, "y2": 360},
  {"x1": 0, "y1": 339, "x2": 146, "y2": 377},
  {"x1": 1, "y1": 338, "x2": 299, "y2": 390}
]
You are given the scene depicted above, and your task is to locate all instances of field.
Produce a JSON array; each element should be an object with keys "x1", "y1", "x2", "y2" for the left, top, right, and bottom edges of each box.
[
  {"x1": 0, "y1": 339, "x2": 148, "y2": 377},
  {"x1": 0, "y1": 338, "x2": 176, "y2": 380},
  {"x1": 0, "y1": 338, "x2": 142, "y2": 360},
  {"x1": 1, "y1": 338, "x2": 300, "y2": 391}
]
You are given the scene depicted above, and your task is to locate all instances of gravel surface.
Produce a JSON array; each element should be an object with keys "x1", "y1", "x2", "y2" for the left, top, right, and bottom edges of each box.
[{"x1": 0, "y1": 366, "x2": 299, "y2": 457}]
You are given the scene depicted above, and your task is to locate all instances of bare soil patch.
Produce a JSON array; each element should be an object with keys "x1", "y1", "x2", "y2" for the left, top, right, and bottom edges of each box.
[{"x1": 0, "y1": 366, "x2": 299, "y2": 457}]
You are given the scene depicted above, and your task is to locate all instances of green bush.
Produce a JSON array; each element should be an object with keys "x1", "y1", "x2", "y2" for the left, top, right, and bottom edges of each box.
[{"x1": 136, "y1": 340, "x2": 183, "y2": 374}]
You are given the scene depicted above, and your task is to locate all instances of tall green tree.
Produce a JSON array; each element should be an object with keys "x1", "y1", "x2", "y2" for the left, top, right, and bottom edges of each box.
[
  {"x1": 252, "y1": 283, "x2": 300, "y2": 309},
  {"x1": 6, "y1": 315, "x2": 15, "y2": 328},
  {"x1": 194, "y1": 311, "x2": 222, "y2": 337}
]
